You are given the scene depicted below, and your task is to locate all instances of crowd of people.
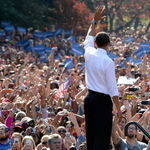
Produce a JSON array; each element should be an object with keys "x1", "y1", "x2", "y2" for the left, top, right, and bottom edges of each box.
[{"x1": 0, "y1": 13, "x2": 150, "y2": 150}]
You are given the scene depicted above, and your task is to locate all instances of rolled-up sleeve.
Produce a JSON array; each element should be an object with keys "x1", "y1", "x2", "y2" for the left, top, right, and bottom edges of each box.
[
  {"x1": 105, "y1": 61, "x2": 119, "y2": 97},
  {"x1": 83, "y1": 36, "x2": 95, "y2": 51}
]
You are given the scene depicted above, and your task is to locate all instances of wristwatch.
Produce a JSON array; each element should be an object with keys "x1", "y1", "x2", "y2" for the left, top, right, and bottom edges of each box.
[
  {"x1": 11, "y1": 109, "x2": 15, "y2": 114},
  {"x1": 91, "y1": 20, "x2": 97, "y2": 25}
]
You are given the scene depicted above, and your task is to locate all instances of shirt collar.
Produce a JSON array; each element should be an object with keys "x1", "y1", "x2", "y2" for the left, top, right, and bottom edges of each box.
[{"x1": 97, "y1": 48, "x2": 107, "y2": 55}]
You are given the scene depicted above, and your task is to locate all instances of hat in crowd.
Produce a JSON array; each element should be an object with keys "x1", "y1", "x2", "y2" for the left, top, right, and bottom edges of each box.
[
  {"x1": 21, "y1": 117, "x2": 34, "y2": 125},
  {"x1": 13, "y1": 121, "x2": 23, "y2": 133},
  {"x1": 2, "y1": 98, "x2": 10, "y2": 103},
  {"x1": 57, "y1": 107, "x2": 63, "y2": 113},
  {"x1": 15, "y1": 111, "x2": 26, "y2": 121},
  {"x1": 51, "y1": 80, "x2": 58, "y2": 85}
]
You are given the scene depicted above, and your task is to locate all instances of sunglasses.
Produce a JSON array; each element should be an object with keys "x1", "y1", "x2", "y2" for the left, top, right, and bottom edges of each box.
[
  {"x1": 58, "y1": 129, "x2": 66, "y2": 133},
  {"x1": 22, "y1": 120, "x2": 34, "y2": 131},
  {"x1": 42, "y1": 141, "x2": 48, "y2": 145}
]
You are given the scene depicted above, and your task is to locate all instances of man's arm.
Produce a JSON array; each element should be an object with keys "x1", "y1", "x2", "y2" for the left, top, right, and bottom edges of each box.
[
  {"x1": 87, "y1": 6, "x2": 106, "y2": 37},
  {"x1": 84, "y1": 6, "x2": 106, "y2": 51}
]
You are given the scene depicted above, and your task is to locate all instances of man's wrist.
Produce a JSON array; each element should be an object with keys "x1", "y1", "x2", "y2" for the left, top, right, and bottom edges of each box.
[{"x1": 91, "y1": 20, "x2": 97, "y2": 25}]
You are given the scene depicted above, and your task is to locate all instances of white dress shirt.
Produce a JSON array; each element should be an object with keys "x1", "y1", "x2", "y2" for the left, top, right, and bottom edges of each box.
[{"x1": 83, "y1": 35, "x2": 119, "y2": 98}]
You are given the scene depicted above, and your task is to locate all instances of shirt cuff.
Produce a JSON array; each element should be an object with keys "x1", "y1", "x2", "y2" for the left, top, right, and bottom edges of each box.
[{"x1": 85, "y1": 35, "x2": 94, "y2": 41}]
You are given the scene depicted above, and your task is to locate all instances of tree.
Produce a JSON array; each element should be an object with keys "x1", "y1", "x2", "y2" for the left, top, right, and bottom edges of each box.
[
  {"x1": 97, "y1": 0, "x2": 150, "y2": 32},
  {"x1": 0, "y1": 0, "x2": 52, "y2": 29},
  {"x1": 50, "y1": 0, "x2": 94, "y2": 35}
]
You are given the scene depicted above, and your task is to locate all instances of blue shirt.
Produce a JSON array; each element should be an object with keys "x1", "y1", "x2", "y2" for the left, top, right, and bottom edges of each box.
[
  {"x1": 77, "y1": 134, "x2": 85, "y2": 149},
  {"x1": 0, "y1": 139, "x2": 11, "y2": 150}
]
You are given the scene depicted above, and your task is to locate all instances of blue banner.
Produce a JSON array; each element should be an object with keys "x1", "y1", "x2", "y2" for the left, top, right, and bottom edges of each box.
[
  {"x1": 67, "y1": 36, "x2": 75, "y2": 42},
  {"x1": 4, "y1": 25, "x2": 14, "y2": 32},
  {"x1": 0, "y1": 31, "x2": 4, "y2": 37},
  {"x1": 45, "y1": 47, "x2": 52, "y2": 55},
  {"x1": 6, "y1": 35, "x2": 11, "y2": 39},
  {"x1": 64, "y1": 58, "x2": 74, "y2": 70},
  {"x1": 45, "y1": 31, "x2": 55, "y2": 38},
  {"x1": 34, "y1": 45, "x2": 45, "y2": 53},
  {"x1": 55, "y1": 27, "x2": 62, "y2": 36},
  {"x1": 134, "y1": 49, "x2": 146, "y2": 59},
  {"x1": 33, "y1": 32, "x2": 46, "y2": 40},
  {"x1": 107, "y1": 52, "x2": 116, "y2": 59},
  {"x1": 24, "y1": 46, "x2": 32, "y2": 51},
  {"x1": 70, "y1": 47, "x2": 84, "y2": 56},
  {"x1": 120, "y1": 61, "x2": 125, "y2": 68},
  {"x1": 133, "y1": 59, "x2": 142, "y2": 67},
  {"x1": 1, "y1": 21, "x2": 11, "y2": 28},
  {"x1": 125, "y1": 56, "x2": 131, "y2": 62},
  {"x1": 124, "y1": 36, "x2": 133, "y2": 44},
  {"x1": 16, "y1": 39, "x2": 29, "y2": 49},
  {"x1": 65, "y1": 29, "x2": 73, "y2": 37},
  {"x1": 72, "y1": 43, "x2": 81, "y2": 48},
  {"x1": 39, "y1": 52, "x2": 47, "y2": 63},
  {"x1": 140, "y1": 43, "x2": 150, "y2": 50},
  {"x1": 17, "y1": 27, "x2": 26, "y2": 34}
]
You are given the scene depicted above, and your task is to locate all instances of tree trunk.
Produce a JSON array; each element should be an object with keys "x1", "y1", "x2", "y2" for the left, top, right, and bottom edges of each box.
[
  {"x1": 146, "y1": 21, "x2": 150, "y2": 32},
  {"x1": 134, "y1": 17, "x2": 139, "y2": 29},
  {"x1": 109, "y1": 14, "x2": 115, "y2": 33},
  {"x1": 124, "y1": 15, "x2": 136, "y2": 27}
]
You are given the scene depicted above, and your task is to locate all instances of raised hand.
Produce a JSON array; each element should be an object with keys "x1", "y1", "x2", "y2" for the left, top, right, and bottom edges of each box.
[{"x1": 94, "y1": 5, "x2": 106, "y2": 23}]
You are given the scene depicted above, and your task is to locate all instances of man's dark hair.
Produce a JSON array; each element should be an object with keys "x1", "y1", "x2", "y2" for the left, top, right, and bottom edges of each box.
[{"x1": 95, "y1": 32, "x2": 110, "y2": 48}]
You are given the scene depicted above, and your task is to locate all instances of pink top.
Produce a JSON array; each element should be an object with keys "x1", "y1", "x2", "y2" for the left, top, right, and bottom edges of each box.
[{"x1": 5, "y1": 116, "x2": 13, "y2": 139}]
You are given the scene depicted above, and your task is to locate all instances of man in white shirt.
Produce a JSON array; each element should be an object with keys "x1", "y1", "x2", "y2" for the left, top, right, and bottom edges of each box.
[{"x1": 83, "y1": 6, "x2": 122, "y2": 150}]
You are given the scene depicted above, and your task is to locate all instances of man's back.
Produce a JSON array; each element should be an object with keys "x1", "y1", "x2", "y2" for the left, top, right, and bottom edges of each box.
[{"x1": 84, "y1": 35, "x2": 118, "y2": 97}]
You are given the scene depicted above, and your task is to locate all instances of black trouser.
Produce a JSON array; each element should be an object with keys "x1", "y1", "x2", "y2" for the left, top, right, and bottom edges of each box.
[{"x1": 84, "y1": 90, "x2": 113, "y2": 150}]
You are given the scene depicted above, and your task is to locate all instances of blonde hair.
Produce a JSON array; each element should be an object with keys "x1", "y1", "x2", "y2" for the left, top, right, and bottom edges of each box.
[
  {"x1": 11, "y1": 132, "x2": 23, "y2": 146},
  {"x1": 21, "y1": 136, "x2": 37, "y2": 150},
  {"x1": 41, "y1": 135, "x2": 49, "y2": 143}
]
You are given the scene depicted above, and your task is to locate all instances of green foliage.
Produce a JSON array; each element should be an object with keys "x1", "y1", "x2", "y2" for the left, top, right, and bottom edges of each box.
[{"x1": 0, "y1": 0, "x2": 53, "y2": 29}]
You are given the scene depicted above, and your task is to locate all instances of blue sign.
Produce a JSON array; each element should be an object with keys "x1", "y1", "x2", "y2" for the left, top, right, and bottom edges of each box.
[
  {"x1": 140, "y1": 43, "x2": 150, "y2": 50},
  {"x1": 67, "y1": 36, "x2": 75, "y2": 42},
  {"x1": 107, "y1": 52, "x2": 116, "y2": 59},
  {"x1": 0, "y1": 31, "x2": 4, "y2": 37},
  {"x1": 6, "y1": 35, "x2": 11, "y2": 39},
  {"x1": 39, "y1": 52, "x2": 47, "y2": 63},
  {"x1": 133, "y1": 59, "x2": 142, "y2": 67},
  {"x1": 124, "y1": 36, "x2": 133, "y2": 44},
  {"x1": 70, "y1": 47, "x2": 84, "y2": 56},
  {"x1": 24, "y1": 46, "x2": 32, "y2": 51},
  {"x1": 4, "y1": 25, "x2": 14, "y2": 32},
  {"x1": 45, "y1": 31, "x2": 55, "y2": 38},
  {"x1": 16, "y1": 39, "x2": 29, "y2": 48},
  {"x1": 134, "y1": 49, "x2": 146, "y2": 59},
  {"x1": 45, "y1": 47, "x2": 52, "y2": 55},
  {"x1": 125, "y1": 56, "x2": 131, "y2": 62},
  {"x1": 23, "y1": 40, "x2": 30, "y2": 49},
  {"x1": 33, "y1": 32, "x2": 46, "y2": 40},
  {"x1": 120, "y1": 61, "x2": 125, "y2": 68},
  {"x1": 1, "y1": 21, "x2": 11, "y2": 28},
  {"x1": 17, "y1": 27, "x2": 26, "y2": 34},
  {"x1": 72, "y1": 43, "x2": 81, "y2": 48},
  {"x1": 55, "y1": 28, "x2": 62, "y2": 36},
  {"x1": 34, "y1": 45, "x2": 45, "y2": 53},
  {"x1": 64, "y1": 58, "x2": 74, "y2": 70},
  {"x1": 65, "y1": 29, "x2": 73, "y2": 37}
]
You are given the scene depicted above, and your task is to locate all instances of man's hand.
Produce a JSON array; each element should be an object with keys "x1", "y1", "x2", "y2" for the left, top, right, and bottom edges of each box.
[{"x1": 94, "y1": 5, "x2": 106, "y2": 23}]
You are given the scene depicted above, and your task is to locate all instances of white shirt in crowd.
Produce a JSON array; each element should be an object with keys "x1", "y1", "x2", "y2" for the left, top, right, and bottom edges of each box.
[{"x1": 83, "y1": 35, "x2": 119, "y2": 98}]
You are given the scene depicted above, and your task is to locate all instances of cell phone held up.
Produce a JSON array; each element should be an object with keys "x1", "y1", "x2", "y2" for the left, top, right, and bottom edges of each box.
[
  {"x1": 129, "y1": 88, "x2": 138, "y2": 92},
  {"x1": 139, "y1": 101, "x2": 149, "y2": 105}
]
